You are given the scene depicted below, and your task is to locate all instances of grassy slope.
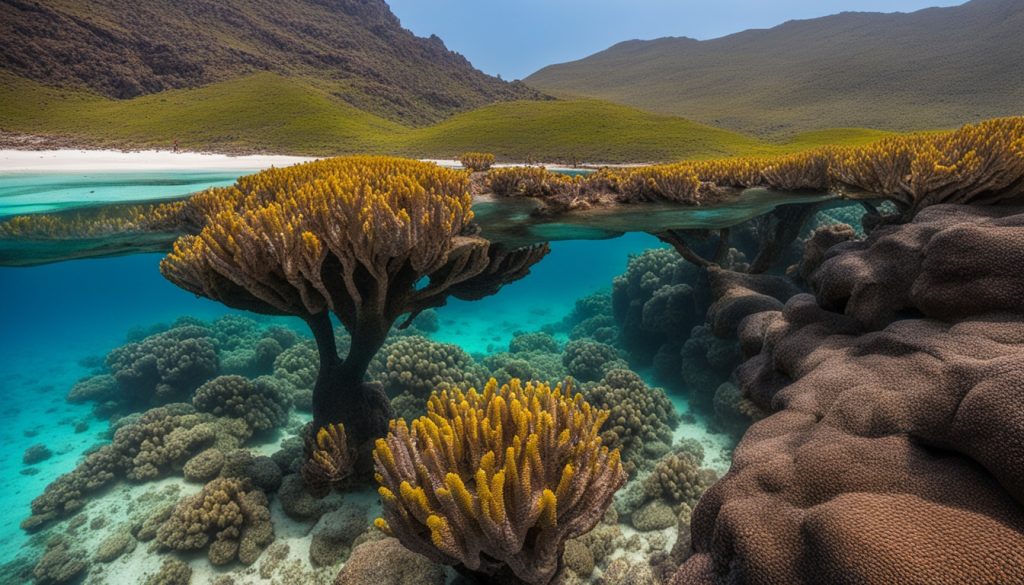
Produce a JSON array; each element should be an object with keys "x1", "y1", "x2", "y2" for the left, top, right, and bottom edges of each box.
[
  {"x1": 525, "y1": 0, "x2": 1024, "y2": 137},
  {"x1": 0, "y1": 73, "x2": 899, "y2": 163}
]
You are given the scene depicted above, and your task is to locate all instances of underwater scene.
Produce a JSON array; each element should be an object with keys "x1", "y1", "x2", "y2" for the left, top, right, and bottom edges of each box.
[{"x1": 0, "y1": 161, "x2": 870, "y2": 584}]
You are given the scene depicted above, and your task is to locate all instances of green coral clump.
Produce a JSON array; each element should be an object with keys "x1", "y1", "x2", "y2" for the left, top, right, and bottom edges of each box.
[
  {"x1": 563, "y1": 339, "x2": 628, "y2": 382},
  {"x1": 370, "y1": 336, "x2": 483, "y2": 397}
]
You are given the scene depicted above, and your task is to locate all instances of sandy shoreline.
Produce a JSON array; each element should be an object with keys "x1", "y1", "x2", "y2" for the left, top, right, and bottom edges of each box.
[
  {"x1": 0, "y1": 149, "x2": 321, "y2": 173},
  {"x1": 0, "y1": 149, "x2": 635, "y2": 174}
]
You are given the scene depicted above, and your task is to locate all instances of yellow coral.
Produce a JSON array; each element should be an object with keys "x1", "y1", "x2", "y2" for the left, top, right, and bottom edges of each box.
[{"x1": 373, "y1": 378, "x2": 626, "y2": 585}]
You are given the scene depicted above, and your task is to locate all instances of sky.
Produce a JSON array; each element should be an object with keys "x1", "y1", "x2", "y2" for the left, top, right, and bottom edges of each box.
[{"x1": 387, "y1": 0, "x2": 965, "y2": 80}]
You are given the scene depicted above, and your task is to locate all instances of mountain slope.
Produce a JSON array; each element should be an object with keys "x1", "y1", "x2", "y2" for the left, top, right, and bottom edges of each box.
[
  {"x1": 0, "y1": 0, "x2": 544, "y2": 126},
  {"x1": 2, "y1": 72, "x2": 890, "y2": 162},
  {"x1": 526, "y1": 0, "x2": 1024, "y2": 136}
]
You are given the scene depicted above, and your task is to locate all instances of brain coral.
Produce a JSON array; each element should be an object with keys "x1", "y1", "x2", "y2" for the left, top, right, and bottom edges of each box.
[
  {"x1": 674, "y1": 204, "x2": 1024, "y2": 584},
  {"x1": 193, "y1": 375, "x2": 292, "y2": 433},
  {"x1": 156, "y1": 477, "x2": 274, "y2": 566}
]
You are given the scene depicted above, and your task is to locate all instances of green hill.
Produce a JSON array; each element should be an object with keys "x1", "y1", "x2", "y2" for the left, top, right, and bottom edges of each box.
[
  {"x1": 526, "y1": 0, "x2": 1024, "y2": 137},
  {"x1": 0, "y1": 0, "x2": 544, "y2": 126},
  {"x1": 1, "y1": 72, "x2": 900, "y2": 163}
]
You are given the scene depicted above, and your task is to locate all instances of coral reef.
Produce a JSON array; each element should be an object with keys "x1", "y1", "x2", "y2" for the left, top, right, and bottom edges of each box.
[
  {"x1": 562, "y1": 339, "x2": 627, "y2": 383},
  {"x1": 272, "y1": 341, "x2": 318, "y2": 411},
  {"x1": 675, "y1": 204, "x2": 1024, "y2": 584},
  {"x1": 582, "y1": 369, "x2": 678, "y2": 474},
  {"x1": 25, "y1": 404, "x2": 250, "y2": 528},
  {"x1": 334, "y1": 537, "x2": 446, "y2": 585},
  {"x1": 94, "y1": 531, "x2": 134, "y2": 562},
  {"x1": 642, "y1": 451, "x2": 716, "y2": 508},
  {"x1": 371, "y1": 336, "x2": 482, "y2": 398},
  {"x1": 459, "y1": 152, "x2": 496, "y2": 172},
  {"x1": 192, "y1": 375, "x2": 292, "y2": 433},
  {"x1": 374, "y1": 379, "x2": 626, "y2": 584},
  {"x1": 183, "y1": 448, "x2": 226, "y2": 482},
  {"x1": 161, "y1": 156, "x2": 548, "y2": 470},
  {"x1": 300, "y1": 423, "x2": 354, "y2": 498},
  {"x1": 31, "y1": 537, "x2": 86, "y2": 585},
  {"x1": 23, "y1": 444, "x2": 52, "y2": 465},
  {"x1": 104, "y1": 324, "x2": 219, "y2": 410},
  {"x1": 144, "y1": 559, "x2": 192, "y2": 585},
  {"x1": 156, "y1": 477, "x2": 274, "y2": 566}
]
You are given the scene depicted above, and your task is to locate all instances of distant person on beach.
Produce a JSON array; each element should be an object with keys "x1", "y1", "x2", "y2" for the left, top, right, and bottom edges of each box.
[{"x1": 173, "y1": 139, "x2": 179, "y2": 153}]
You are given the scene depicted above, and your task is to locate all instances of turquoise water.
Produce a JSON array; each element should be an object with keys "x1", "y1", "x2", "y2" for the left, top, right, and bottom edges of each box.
[
  {"x1": 0, "y1": 171, "x2": 245, "y2": 217},
  {"x1": 0, "y1": 167, "x2": 773, "y2": 582}
]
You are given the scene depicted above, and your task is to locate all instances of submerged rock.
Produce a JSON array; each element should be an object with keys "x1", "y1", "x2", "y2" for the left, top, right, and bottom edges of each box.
[{"x1": 23, "y1": 444, "x2": 52, "y2": 465}]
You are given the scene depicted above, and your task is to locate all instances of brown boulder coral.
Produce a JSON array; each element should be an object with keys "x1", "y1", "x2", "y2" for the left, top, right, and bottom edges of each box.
[
  {"x1": 156, "y1": 477, "x2": 274, "y2": 566},
  {"x1": 674, "y1": 204, "x2": 1024, "y2": 585},
  {"x1": 192, "y1": 375, "x2": 291, "y2": 433}
]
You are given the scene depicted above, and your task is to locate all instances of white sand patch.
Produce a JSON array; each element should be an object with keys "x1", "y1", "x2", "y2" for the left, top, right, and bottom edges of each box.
[{"x1": 0, "y1": 149, "x2": 317, "y2": 173}]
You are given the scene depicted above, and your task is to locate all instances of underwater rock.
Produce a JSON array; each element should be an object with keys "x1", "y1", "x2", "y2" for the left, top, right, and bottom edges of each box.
[
  {"x1": 676, "y1": 205, "x2": 1024, "y2": 584},
  {"x1": 631, "y1": 500, "x2": 676, "y2": 532},
  {"x1": 23, "y1": 443, "x2": 52, "y2": 465},
  {"x1": 156, "y1": 477, "x2": 273, "y2": 566},
  {"x1": 182, "y1": 448, "x2": 225, "y2": 482},
  {"x1": 334, "y1": 537, "x2": 445, "y2": 585},
  {"x1": 308, "y1": 501, "x2": 369, "y2": 567},
  {"x1": 278, "y1": 474, "x2": 339, "y2": 521},
  {"x1": 143, "y1": 558, "x2": 192, "y2": 585}
]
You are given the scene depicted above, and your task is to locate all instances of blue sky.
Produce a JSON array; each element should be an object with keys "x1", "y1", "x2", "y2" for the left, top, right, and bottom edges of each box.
[{"x1": 387, "y1": 0, "x2": 965, "y2": 80}]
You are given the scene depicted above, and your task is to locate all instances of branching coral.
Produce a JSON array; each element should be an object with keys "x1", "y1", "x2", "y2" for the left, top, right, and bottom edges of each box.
[
  {"x1": 583, "y1": 369, "x2": 679, "y2": 474},
  {"x1": 301, "y1": 423, "x2": 354, "y2": 498},
  {"x1": 373, "y1": 379, "x2": 626, "y2": 585},
  {"x1": 192, "y1": 375, "x2": 292, "y2": 433},
  {"x1": 160, "y1": 156, "x2": 548, "y2": 469},
  {"x1": 459, "y1": 152, "x2": 496, "y2": 172},
  {"x1": 156, "y1": 477, "x2": 274, "y2": 565}
]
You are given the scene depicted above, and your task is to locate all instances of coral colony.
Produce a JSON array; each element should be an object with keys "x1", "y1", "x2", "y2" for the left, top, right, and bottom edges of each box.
[{"x1": 1, "y1": 2, "x2": 1023, "y2": 583}]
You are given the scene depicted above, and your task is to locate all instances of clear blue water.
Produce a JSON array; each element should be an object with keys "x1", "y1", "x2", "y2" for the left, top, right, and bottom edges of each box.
[
  {"x1": 0, "y1": 167, "x2": 745, "y2": 581},
  {"x1": 0, "y1": 172, "x2": 663, "y2": 564},
  {"x1": 0, "y1": 171, "x2": 245, "y2": 217}
]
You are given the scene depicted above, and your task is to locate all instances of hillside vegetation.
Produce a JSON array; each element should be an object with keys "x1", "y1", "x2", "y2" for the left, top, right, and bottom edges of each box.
[
  {"x1": 1, "y1": 73, "x2": 899, "y2": 163},
  {"x1": 0, "y1": 0, "x2": 543, "y2": 126},
  {"x1": 526, "y1": 0, "x2": 1024, "y2": 136}
]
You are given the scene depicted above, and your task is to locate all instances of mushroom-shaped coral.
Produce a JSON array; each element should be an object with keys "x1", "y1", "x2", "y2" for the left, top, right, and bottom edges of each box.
[
  {"x1": 155, "y1": 477, "x2": 274, "y2": 566},
  {"x1": 562, "y1": 339, "x2": 627, "y2": 383},
  {"x1": 301, "y1": 423, "x2": 354, "y2": 498},
  {"x1": 160, "y1": 156, "x2": 548, "y2": 468},
  {"x1": 192, "y1": 375, "x2": 291, "y2": 433},
  {"x1": 374, "y1": 378, "x2": 626, "y2": 585},
  {"x1": 583, "y1": 369, "x2": 679, "y2": 474}
]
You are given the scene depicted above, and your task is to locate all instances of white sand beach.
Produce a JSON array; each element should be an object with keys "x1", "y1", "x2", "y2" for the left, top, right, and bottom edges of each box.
[{"x1": 0, "y1": 149, "x2": 319, "y2": 173}]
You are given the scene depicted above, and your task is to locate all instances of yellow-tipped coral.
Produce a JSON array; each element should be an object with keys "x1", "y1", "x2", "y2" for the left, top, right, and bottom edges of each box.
[
  {"x1": 300, "y1": 422, "x2": 353, "y2": 497},
  {"x1": 373, "y1": 378, "x2": 626, "y2": 585},
  {"x1": 459, "y1": 152, "x2": 496, "y2": 172},
  {"x1": 159, "y1": 156, "x2": 549, "y2": 468}
]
